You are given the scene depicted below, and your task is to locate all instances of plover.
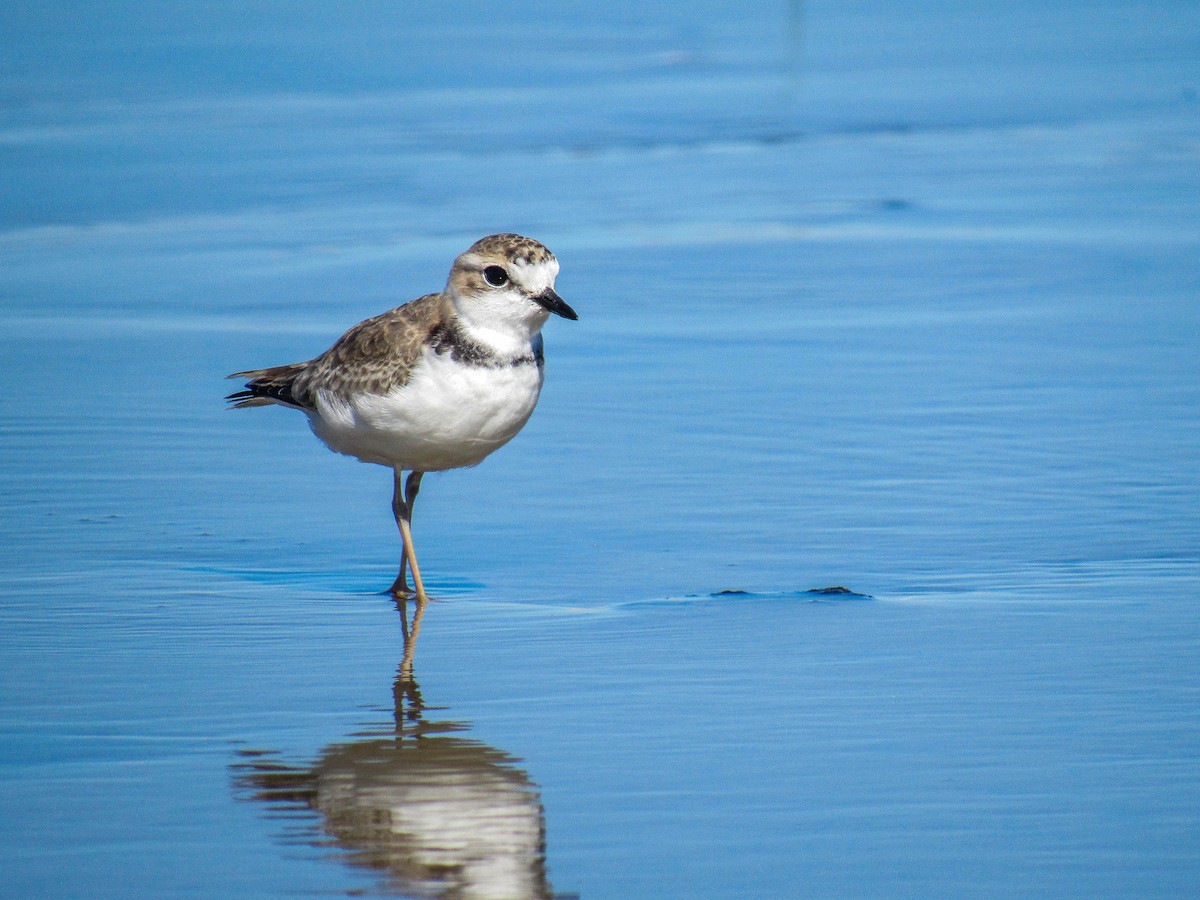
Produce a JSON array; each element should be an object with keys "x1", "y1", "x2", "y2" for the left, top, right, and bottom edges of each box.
[{"x1": 227, "y1": 233, "x2": 577, "y2": 600}]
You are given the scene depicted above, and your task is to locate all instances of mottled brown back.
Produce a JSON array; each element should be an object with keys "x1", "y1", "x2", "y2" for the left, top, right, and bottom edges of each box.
[{"x1": 226, "y1": 293, "x2": 447, "y2": 409}]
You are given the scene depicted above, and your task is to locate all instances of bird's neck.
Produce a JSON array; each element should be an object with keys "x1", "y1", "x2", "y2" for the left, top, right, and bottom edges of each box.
[{"x1": 446, "y1": 293, "x2": 548, "y2": 357}]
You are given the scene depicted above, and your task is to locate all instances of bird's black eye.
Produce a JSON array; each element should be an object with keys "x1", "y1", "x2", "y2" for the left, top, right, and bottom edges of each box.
[{"x1": 483, "y1": 265, "x2": 509, "y2": 287}]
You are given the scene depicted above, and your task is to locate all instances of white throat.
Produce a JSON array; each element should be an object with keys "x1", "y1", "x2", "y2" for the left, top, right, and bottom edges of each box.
[{"x1": 449, "y1": 258, "x2": 559, "y2": 355}]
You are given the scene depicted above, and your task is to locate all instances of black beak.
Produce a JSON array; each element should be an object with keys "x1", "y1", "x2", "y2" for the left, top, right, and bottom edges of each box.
[{"x1": 532, "y1": 288, "x2": 578, "y2": 321}]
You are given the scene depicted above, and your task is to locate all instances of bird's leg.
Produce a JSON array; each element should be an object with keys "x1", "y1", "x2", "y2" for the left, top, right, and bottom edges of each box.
[
  {"x1": 387, "y1": 469, "x2": 428, "y2": 600},
  {"x1": 400, "y1": 472, "x2": 427, "y2": 600},
  {"x1": 388, "y1": 469, "x2": 413, "y2": 597}
]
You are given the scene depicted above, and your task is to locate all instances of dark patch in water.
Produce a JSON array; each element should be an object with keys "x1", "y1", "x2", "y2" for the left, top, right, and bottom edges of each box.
[
  {"x1": 707, "y1": 586, "x2": 875, "y2": 601},
  {"x1": 805, "y1": 586, "x2": 875, "y2": 600}
]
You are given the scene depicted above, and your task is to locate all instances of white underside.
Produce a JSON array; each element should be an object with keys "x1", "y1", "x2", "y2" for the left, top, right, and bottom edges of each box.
[{"x1": 307, "y1": 348, "x2": 544, "y2": 471}]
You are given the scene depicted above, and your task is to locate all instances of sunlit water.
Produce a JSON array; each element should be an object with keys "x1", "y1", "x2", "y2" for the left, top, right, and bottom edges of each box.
[{"x1": 2, "y1": 2, "x2": 1199, "y2": 897}]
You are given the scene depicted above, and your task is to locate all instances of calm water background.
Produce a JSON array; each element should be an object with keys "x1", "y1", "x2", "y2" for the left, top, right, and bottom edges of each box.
[{"x1": 3, "y1": 2, "x2": 1199, "y2": 897}]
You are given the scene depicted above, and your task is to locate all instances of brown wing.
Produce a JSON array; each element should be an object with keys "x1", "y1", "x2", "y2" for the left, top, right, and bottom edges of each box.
[{"x1": 226, "y1": 293, "x2": 446, "y2": 410}]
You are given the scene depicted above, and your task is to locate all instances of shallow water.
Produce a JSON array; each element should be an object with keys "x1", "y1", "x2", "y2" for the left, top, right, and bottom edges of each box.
[{"x1": 3, "y1": 2, "x2": 1200, "y2": 897}]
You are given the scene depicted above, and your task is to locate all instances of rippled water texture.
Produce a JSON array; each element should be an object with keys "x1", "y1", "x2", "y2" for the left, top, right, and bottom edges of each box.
[{"x1": 2, "y1": 2, "x2": 1199, "y2": 897}]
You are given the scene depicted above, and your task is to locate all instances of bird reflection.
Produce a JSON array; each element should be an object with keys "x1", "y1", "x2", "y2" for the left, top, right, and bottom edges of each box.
[{"x1": 234, "y1": 600, "x2": 565, "y2": 900}]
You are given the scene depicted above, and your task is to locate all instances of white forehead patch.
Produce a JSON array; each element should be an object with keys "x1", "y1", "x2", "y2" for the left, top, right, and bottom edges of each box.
[{"x1": 507, "y1": 257, "x2": 559, "y2": 295}]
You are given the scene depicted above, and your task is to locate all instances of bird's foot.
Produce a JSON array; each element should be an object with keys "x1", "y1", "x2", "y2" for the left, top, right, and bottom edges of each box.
[
  {"x1": 388, "y1": 583, "x2": 432, "y2": 606},
  {"x1": 388, "y1": 577, "x2": 415, "y2": 598}
]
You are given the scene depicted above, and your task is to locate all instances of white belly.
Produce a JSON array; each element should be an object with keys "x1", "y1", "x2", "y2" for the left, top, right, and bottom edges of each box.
[{"x1": 307, "y1": 350, "x2": 544, "y2": 471}]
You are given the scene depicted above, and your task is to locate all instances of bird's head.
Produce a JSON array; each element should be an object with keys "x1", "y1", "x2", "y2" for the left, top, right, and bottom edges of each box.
[{"x1": 446, "y1": 234, "x2": 577, "y2": 348}]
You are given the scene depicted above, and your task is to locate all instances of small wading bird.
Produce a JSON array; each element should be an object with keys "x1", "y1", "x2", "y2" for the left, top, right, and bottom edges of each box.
[{"x1": 227, "y1": 234, "x2": 577, "y2": 600}]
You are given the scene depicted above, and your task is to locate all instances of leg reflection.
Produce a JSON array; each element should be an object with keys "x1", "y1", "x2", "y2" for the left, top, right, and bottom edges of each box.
[
  {"x1": 233, "y1": 599, "x2": 566, "y2": 899},
  {"x1": 395, "y1": 597, "x2": 427, "y2": 730}
]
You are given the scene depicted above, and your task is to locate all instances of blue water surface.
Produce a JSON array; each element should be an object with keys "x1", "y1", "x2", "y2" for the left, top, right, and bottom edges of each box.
[{"x1": 2, "y1": 2, "x2": 1199, "y2": 897}]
